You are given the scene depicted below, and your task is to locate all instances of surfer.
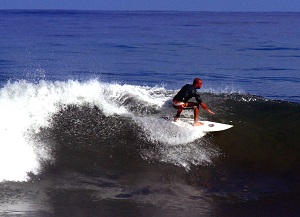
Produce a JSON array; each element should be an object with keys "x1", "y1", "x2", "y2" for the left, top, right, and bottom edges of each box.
[{"x1": 172, "y1": 78, "x2": 215, "y2": 126}]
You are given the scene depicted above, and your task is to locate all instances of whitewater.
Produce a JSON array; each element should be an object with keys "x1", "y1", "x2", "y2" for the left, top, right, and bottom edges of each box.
[{"x1": 0, "y1": 79, "x2": 221, "y2": 182}]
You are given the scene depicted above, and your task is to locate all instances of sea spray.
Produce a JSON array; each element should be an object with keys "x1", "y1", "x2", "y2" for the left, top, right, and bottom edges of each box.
[
  {"x1": 0, "y1": 79, "x2": 119, "y2": 181},
  {"x1": 0, "y1": 79, "x2": 220, "y2": 181}
]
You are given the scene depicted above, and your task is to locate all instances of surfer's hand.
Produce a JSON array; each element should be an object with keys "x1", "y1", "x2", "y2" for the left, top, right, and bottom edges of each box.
[{"x1": 208, "y1": 110, "x2": 215, "y2": 115}]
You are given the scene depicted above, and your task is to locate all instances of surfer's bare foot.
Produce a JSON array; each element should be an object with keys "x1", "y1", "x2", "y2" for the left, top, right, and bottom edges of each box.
[
  {"x1": 194, "y1": 122, "x2": 204, "y2": 126},
  {"x1": 173, "y1": 117, "x2": 178, "y2": 122}
]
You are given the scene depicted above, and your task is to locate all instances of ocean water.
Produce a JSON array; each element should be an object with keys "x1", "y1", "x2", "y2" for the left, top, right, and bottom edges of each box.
[{"x1": 0, "y1": 10, "x2": 299, "y2": 216}]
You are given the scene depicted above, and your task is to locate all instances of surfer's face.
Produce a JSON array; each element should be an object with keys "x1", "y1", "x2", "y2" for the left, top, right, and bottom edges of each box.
[{"x1": 195, "y1": 81, "x2": 202, "y2": 89}]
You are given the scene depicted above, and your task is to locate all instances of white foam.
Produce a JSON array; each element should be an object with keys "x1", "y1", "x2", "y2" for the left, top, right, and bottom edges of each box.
[
  {"x1": 202, "y1": 85, "x2": 244, "y2": 95},
  {"x1": 133, "y1": 116, "x2": 218, "y2": 170},
  {"x1": 0, "y1": 79, "x2": 134, "y2": 182},
  {"x1": 0, "y1": 79, "x2": 218, "y2": 181},
  {"x1": 133, "y1": 117, "x2": 205, "y2": 145}
]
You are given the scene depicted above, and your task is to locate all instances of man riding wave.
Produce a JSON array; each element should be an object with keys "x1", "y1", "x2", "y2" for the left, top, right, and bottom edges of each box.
[{"x1": 172, "y1": 78, "x2": 215, "y2": 126}]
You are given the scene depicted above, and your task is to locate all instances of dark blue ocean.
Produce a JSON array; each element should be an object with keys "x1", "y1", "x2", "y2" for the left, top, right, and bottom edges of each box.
[{"x1": 0, "y1": 10, "x2": 299, "y2": 216}]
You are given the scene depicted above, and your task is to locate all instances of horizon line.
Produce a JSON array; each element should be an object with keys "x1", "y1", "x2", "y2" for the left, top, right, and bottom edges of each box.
[{"x1": 0, "y1": 9, "x2": 299, "y2": 13}]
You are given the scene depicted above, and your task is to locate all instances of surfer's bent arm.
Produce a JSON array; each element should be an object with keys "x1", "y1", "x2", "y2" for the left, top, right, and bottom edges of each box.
[{"x1": 200, "y1": 102, "x2": 215, "y2": 114}]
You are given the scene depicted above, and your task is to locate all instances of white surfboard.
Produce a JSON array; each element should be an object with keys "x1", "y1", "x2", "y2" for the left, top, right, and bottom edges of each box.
[{"x1": 172, "y1": 119, "x2": 233, "y2": 132}]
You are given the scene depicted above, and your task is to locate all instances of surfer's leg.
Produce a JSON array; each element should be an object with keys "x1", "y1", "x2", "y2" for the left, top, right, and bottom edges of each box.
[
  {"x1": 190, "y1": 103, "x2": 204, "y2": 126},
  {"x1": 174, "y1": 109, "x2": 182, "y2": 122},
  {"x1": 172, "y1": 101, "x2": 186, "y2": 122}
]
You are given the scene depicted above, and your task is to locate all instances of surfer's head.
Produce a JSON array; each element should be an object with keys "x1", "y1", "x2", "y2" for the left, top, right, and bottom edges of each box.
[{"x1": 193, "y1": 78, "x2": 202, "y2": 89}]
